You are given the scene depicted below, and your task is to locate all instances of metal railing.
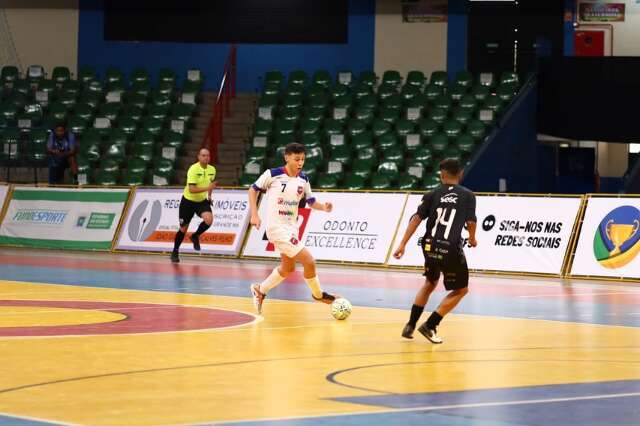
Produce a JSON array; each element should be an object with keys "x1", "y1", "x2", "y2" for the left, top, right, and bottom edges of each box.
[{"x1": 203, "y1": 45, "x2": 236, "y2": 162}]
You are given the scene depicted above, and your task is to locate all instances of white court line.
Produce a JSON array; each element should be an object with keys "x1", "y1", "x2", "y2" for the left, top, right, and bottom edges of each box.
[
  {"x1": 518, "y1": 291, "x2": 640, "y2": 298},
  {"x1": 205, "y1": 391, "x2": 640, "y2": 425}
]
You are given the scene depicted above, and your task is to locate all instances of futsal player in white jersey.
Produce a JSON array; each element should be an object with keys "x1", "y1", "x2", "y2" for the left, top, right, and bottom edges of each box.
[{"x1": 248, "y1": 143, "x2": 338, "y2": 314}]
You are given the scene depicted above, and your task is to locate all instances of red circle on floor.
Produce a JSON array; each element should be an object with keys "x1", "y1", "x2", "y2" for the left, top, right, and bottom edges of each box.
[{"x1": 0, "y1": 300, "x2": 255, "y2": 336}]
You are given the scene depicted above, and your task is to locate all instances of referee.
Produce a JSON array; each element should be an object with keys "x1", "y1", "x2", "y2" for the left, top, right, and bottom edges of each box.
[{"x1": 171, "y1": 148, "x2": 217, "y2": 263}]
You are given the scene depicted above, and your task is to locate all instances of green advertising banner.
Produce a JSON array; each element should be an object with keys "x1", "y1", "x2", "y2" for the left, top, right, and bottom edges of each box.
[{"x1": 0, "y1": 187, "x2": 129, "y2": 250}]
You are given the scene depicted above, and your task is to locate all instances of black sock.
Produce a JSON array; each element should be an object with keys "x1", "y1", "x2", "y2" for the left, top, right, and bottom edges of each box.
[
  {"x1": 426, "y1": 311, "x2": 443, "y2": 329},
  {"x1": 192, "y1": 221, "x2": 210, "y2": 237},
  {"x1": 173, "y1": 230, "x2": 185, "y2": 253},
  {"x1": 408, "y1": 304, "x2": 424, "y2": 327}
]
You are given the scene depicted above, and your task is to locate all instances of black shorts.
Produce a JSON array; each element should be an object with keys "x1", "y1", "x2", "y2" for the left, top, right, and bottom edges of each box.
[
  {"x1": 423, "y1": 252, "x2": 469, "y2": 291},
  {"x1": 178, "y1": 196, "x2": 211, "y2": 227}
]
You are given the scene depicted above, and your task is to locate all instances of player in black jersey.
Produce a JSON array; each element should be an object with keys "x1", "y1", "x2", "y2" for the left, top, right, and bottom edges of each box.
[{"x1": 393, "y1": 158, "x2": 477, "y2": 344}]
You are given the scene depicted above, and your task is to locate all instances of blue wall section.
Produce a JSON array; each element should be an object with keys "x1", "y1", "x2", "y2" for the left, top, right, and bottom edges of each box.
[
  {"x1": 78, "y1": 0, "x2": 375, "y2": 92},
  {"x1": 563, "y1": 0, "x2": 575, "y2": 56},
  {"x1": 447, "y1": 0, "x2": 468, "y2": 79},
  {"x1": 464, "y1": 78, "x2": 540, "y2": 192}
]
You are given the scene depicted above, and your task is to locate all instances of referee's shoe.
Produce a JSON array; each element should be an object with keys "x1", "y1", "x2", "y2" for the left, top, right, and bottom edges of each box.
[{"x1": 191, "y1": 234, "x2": 201, "y2": 251}]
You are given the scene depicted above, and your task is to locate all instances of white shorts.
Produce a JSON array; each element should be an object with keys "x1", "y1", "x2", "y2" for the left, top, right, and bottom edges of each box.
[{"x1": 267, "y1": 227, "x2": 305, "y2": 258}]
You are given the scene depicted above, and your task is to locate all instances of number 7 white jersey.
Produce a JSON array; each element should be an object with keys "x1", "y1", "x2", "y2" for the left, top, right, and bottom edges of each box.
[{"x1": 252, "y1": 167, "x2": 315, "y2": 232}]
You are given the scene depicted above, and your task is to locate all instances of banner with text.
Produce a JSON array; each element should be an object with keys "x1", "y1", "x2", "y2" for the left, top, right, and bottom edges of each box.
[
  {"x1": 242, "y1": 192, "x2": 408, "y2": 263},
  {"x1": 388, "y1": 194, "x2": 583, "y2": 275},
  {"x1": 115, "y1": 188, "x2": 250, "y2": 255},
  {"x1": 570, "y1": 196, "x2": 640, "y2": 280},
  {"x1": 0, "y1": 187, "x2": 129, "y2": 250}
]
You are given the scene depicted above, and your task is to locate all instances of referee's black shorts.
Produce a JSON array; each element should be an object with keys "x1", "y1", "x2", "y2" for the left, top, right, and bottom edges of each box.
[
  {"x1": 422, "y1": 251, "x2": 469, "y2": 291},
  {"x1": 178, "y1": 196, "x2": 211, "y2": 227}
]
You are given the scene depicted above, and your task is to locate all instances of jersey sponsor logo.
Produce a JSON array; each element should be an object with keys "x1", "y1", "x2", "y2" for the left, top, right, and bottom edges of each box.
[
  {"x1": 593, "y1": 205, "x2": 640, "y2": 269},
  {"x1": 277, "y1": 198, "x2": 298, "y2": 207},
  {"x1": 440, "y1": 193, "x2": 458, "y2": 204},
  {"x1": 297, "y1": 186, "x2": 304, "y2": 195},
  {"x1": 278, "y1": 210, "x2": 296, "y2": 216},
  {"x1": 290, "y1": 237, "x2": 299, "y2": 245}
]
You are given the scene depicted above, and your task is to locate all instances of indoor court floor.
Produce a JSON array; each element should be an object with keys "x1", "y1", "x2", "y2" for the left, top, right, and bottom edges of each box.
[{"x1": 0, "y1": 247, "x2": 639, "y2": 426}]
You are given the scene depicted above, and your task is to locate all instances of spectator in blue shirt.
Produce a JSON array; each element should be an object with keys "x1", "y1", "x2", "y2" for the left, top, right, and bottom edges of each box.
[{"x1": 46, "y1": 123, "x2": 77, "y2": 184}]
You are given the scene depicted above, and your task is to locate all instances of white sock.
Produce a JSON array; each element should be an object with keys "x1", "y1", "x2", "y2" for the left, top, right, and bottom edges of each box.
[
  {"x1": 259, "y1": 267, "x2": 286, "y2": 294},
  {"x1": 304, "y1": 276, "x2": 323, "y2": 299}
]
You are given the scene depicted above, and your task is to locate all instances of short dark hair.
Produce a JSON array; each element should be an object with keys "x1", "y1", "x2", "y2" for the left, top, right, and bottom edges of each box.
[
  {"x1": 54, "y1": 123, "x2": 66, "y2": 130},
  {"x1": 284, "y1": 143, "x2": 305, "y2": 155},
  {"x1": 439, "y1": 158, "x2": 462, "y2": 176}
]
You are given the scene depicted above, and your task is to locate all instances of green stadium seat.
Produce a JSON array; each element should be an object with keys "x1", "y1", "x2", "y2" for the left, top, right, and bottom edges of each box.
[
  {"x1": 471, "y1": 85, "x2": 490, "y2": 102},
  {"x1": 133, "y1": 144, "x2": 154, "y2": 162},
  {"x1": 500, "y1": 71, "x2": 519, "y2": 85},
  {"x1": 351, "y1": 132, "x2": 374, "y2": 150},
  {"x1": 352, "y1": 82, "x2": 373, "y2": 100},
  {"x1": 306, "y1": 146, "x2": 324, "y2": 167},
  {"x1": 336, "y1": 70, "x2": 353, "y2": 86},
  {"x1": 159, "y1": 68, "x2": 177, "y2": 86},
  {"x1": 371, "y1": 118, "x2": 391, "y2": 138},
  {"x1": 121, "y1": 170, "x2": 145, "y2": 186},
  {"x1": 127, "y1": 93, "x2": 148, "y2": 110},
  {"x1": 403, "y1": 133, "x2": 423, "y2": 153},
  {"x1": 452, "y1": 107, "x2": 473, "y2": 126},
  {"x1": 453, "y1": 70, "x2": 474, "y2": 88},
  {"x1": 75, "y1": 156, "x2": 92, "y2": 183},
  {"x1": 443, "y1": 145, "x2": 462, "y2": 161},
  {"x1": 432, "y1": 94, "x2": 452, "y2": 111},
  {"x1": 118, "y1": 117, "x2": 138, "y2": 139},
  {"x1": 7, "y1": 91, "x2": 27, "y2": 109},
  {"x1": 448, "y1": 84, "x2": 468, "y2": 101},
  {"x1": 395, "y1": 119, "x2": 415, "y2": 137},
  {"x1": 467, "y1": 119, "x2": 487, "y2": 140},
  {"x1": 1, "y1": 66, "x2": 19, "y2": 86},
  {"x1": 483, "y1": 96, "x2": 503, "y2": 114},
  {"x1": 246, "y1": 146, "x2": 267, "y2": 162},
  {"x1": 428, "y1": 107, "x2": 448, "y2": 125},
  {"x1": 370, "y1": 174, "x2": 392, "y2": 189},
  {"x1": 68, "y1": 116, "x2": 87, "y2": 136},
  {"x1": 383, "y1": 146, "x2": 404, "y2": 164},
  {"x1": 264, "y1": 70, "x2": 284, "y2": 87},
  {"x1": 329, "y1": 144, "x2": 352, "y2": 165},
  {"x1": 26, "y1": 65, "x2": 45, "y2": 86},
  {"x1": 377, "y1": 83, "x2": 398, "y2": 100},
  {"x1": 131, "y1": 80, "x2": 151, "y2": 97},
  {"x1": 430, "y1": 71, "x2": 448, "y2": 87},
  {"x1": 142, "y1": 118, "x2": 164, "y2": 138},
  {"x1": 301, "y1": 133, "x2": 322, "y2": 148},
  {"x1": 343, "y1": 174, "x2": 365, "y2": 190},
  {"x1": 424, "y1": 84, "x2": 443, "y2": 101},
  {"x1": 379, "y1": 107, "x2": 399, "y2": 125},
  {"x1": 239, "y1": 173, "x2": 259, "y2": 187},
  {"x1": 429, "y1": 132, "x2": 449, "y2": 156},
  {"x1": 457, "y1": 134, "x2": 475, "y2": 156},
  {"x1": 133, "y1": 129, "x2": 155, "y2": 148},
  {"x1": 299, "y1": 118, "x2": 321, "y2": 137},
  {"x1": 356, "y1": 145, "x2": 377, "y2": 161},
  {"x1": 378, "y1": 132, "x2": 398, "y2": 152},
  {"x1": 382, "y1": 70, "x2": 402, "y2": 87},
  {"x1": 316, "y1": 173, "x2": 340, "y2": 189},
  {"x1": 398, "y1": 174, "x2": 419, "y2": 190},
  {"x1": 0, "y1": 103, "x2": 19, "y2": 122},
  {"x1": 413, "y1": 146, "x2": 434, "y2": 169},
  {"x1": 358, "y1": 71, "x2": 377, "y2": 88},
  {"x1": 496, "y1": 83, "x2": 517, "y2": 103},
  {"x1": 77, "y1": 67, "x2": 97, "y2": 84},
  {"x1": 99, "y1": 102, "x2": 122, "y2": 122},
  {"x1": 423, "y1": 173, "x2": 441, "y2": 189},
  {"x1": 353, "y1": 107, "x2": 374, "y2": 125},
  {"x1": 100, "y1": 158, "x2": 120, "y2": 173},
  {"x1": 406, "y1": 160, "x2": 426, "y2": 180},
  {"x1": 287, "y1": 70, "x2": 307, "y2": 86},
  {"x1": 406, "y1": 71, "x2": 426, "y2": 89},
  {"x1": 152, "y1": 158, "x2": 175, "y2": 185},
  {"x1": 131, "y1": 68, "x2": 150, "y2": 84},
  {"x1": 443, "y1": 119, "x2": 463, "y2": 139},
  {"x1": 96, "y1": 170, "x2": 118, "y2": 186},
  {"x1": 351, "y1": 158, "x2": 375, "y2": 180},
  {"x1": 104, "y1": 143, "x2": 125, "y2": 161},
  {"x1": 127, "y1": 157, "x2": 149, "y2": 174},
  {"x1": 105, "y1": 67, "x2": 123, "y2": 85},
  {"x1": 312, "y1": 70, "x2": 332, "y2": 88},
  {"x1": 400, "y1": 85, "x2": 420, "y2": 102}
]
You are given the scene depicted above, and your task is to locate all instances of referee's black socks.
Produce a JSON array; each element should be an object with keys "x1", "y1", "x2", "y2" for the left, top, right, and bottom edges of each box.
[
  {"x1": 173, "y1": 230, "x2": 185, "y2": 253},
  {"x1": 193, "y1": 221, "x2": 211, "y2": 237}
]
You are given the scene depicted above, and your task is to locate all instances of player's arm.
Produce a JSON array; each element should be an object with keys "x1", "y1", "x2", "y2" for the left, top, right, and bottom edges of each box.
[
  {"x1": 466, "y1": 191, "x2": 478, "y2": 247},
  {"x1": 248, "y1": 185, "x2": 261, "y2": 228},
  {"x1": 307, "y1": 198, "x2": 332, "y2": 212},
  {"x1": 188, "y1": 183, "x2": 215, "y2": 194},
  {"x1": 393, "y1": 214, "x2": 423, "y2": 259}
]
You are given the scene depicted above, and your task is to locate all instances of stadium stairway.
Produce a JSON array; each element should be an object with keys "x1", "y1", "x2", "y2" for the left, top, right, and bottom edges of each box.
[{"x1": 177, "y1": 92, "x2": 257, "y2": 186}]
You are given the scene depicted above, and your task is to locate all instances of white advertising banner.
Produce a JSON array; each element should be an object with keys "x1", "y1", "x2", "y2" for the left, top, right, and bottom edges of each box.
[
  {"x1": 0, "y1": 184, "x2": 8, "y2": 210},
  {"x1": 570, "y1": 196, "x2": 640, "y2": 280},
  {"x1": 115, "y1": 188, "x2": 250, "y2": 255},
  {"x1": 0, "y1": 187, "x2": 129, "y2": 251},
  {"x1": 388, "y1": 194, "x2": 583, "y2": 275},
  {"x1": 243, "y1": 192, "x2": 408, "y2": 264}
]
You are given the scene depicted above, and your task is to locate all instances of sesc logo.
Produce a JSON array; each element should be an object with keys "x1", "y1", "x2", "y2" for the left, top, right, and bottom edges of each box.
[
  {"x1": 593, "y1": 205, "x2": 640, "y2": 269},
  {"x1": 128, "y1": 200, "x2": 163, "y2": 242}
]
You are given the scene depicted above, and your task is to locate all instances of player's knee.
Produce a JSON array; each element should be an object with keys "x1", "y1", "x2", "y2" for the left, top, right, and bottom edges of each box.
[
  {"x1": 203, "y1": 215, "x2": 213, "y2": 225},
  {"x1": 280, "y1": 265, "x2": 295, "y2": 276},
  {"x1": 457, "y1": 287, "x2": 469, "y2": 297}
]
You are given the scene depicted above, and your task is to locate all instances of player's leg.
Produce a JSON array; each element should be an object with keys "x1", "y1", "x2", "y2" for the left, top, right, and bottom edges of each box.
[
  {"x1": 402, "y1": 265, "x2": 439, "y2": 339},
  {"x1": 419, "y1": 256, "x2": 469, "y2": 344},
  {"x1": 250, "y1": 231, "x2": 297, "y2": 314},
  {"x1": 171, "y1": 198, "x2": 193, "y2": 262},
  {"x1": 294, "y1": 248, "x2": 338, "y2": 303},
  {"x1": 190, "y1": 204, "x2": 213, "y2": 251}
]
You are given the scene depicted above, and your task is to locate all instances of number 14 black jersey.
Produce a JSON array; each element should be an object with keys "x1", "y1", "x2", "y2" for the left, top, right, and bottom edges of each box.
[{"x1": 415, "y1": 184, "x2": 477, "y2": 250}]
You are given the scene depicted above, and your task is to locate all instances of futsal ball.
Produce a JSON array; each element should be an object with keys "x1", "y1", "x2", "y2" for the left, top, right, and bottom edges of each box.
[{"x1": 331, "y1": 298, "x2": 352, "y2": 320}]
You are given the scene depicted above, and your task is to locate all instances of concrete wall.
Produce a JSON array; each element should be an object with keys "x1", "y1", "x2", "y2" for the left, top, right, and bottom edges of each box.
[
  {"x1": 374, "y1": 0, "x2": 447, "y2": 80},
  {"x1": 1, "y1": 0, "x2": 78, "y2": 75}
]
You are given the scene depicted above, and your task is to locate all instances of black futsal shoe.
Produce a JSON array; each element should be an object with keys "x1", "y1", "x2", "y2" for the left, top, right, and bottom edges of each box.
[
  {"x1": 191, "y1": 234, "x2": 201, "y2": 251},
  {"x1": 402, "y1": 323, "x2": 415, "y2": 339}
]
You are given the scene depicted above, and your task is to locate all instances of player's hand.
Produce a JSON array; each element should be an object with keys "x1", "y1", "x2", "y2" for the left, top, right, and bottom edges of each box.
[
  {"x1": 468, "y1": 237, "x2": 477, "y2": 248},
  {"x1": 324, "y1": 202, "x2": 333, "y2": 212},
  {"x1": 250, "y1": 214, "x2": 261, "y2": 230},
  {"x1": 208, "y1": 181, "x2": 217, "y2": 190},
  {"x1": 393, "y1": 244, "x2": 405, "y2": 259}
]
